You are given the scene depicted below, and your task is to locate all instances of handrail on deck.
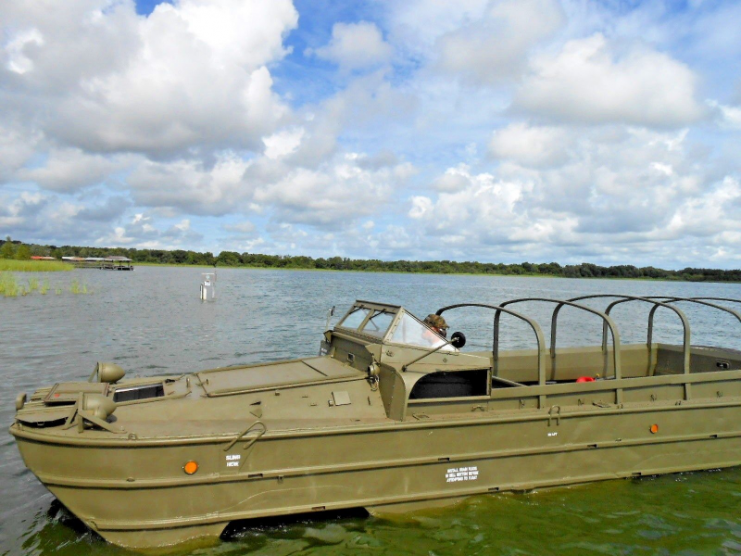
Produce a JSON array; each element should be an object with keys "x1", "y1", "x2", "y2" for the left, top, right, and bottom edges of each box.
[
  {"x1": 648, "y1": 296, "x2": 741, "y2": 345},
  {"x1": 496, "y1": 298, "x2": 622, "y2": 380},
  {"x1": 687, "y1": 297, "x2": 741, "y2": 306},
  {"x1": 564, "y1": 295, "x2": 691, "y2": 375},
  {"x1": 433, "y1": 295, "x2": 741, "y2": 409},
  {"x1": 435, "y1": 303, "x2": 548, "y2": 388},
  {"x1": 649, "y1": 297, "x2": 741, "y2": 325}
]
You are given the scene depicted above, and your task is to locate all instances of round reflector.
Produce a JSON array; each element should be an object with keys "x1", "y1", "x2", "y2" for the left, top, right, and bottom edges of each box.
[
  {"x1": 649, "y1": 424, "x2": 659, "y2": 434},
  {"x1": 183, "y1": 461, "x2": 199, "y2": 475}
]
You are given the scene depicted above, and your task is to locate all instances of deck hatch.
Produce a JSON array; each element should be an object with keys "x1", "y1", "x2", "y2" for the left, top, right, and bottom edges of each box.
[
  {"x1": 44, "y1": 382, "x2": 109, "y2": 405},
  {"x1": 198, "y1": 357, "x2": 362, "y2": 397},
  {"x1": 332, "y1": 391, "x2": 351, "y2": 406},
  {"x1": 16, "y1": 407, "x2": 71, "y2": 427}
]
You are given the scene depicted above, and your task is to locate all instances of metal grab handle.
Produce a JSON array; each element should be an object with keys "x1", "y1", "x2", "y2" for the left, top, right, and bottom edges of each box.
[{"x1": 224, "y1": 420, "x2": 266, "y2": 452}]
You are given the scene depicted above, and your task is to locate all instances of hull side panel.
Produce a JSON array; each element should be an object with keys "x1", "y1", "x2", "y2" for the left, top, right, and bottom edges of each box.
[{"x1": 15, "y1": 403, "x2": 741, "y2": 548}]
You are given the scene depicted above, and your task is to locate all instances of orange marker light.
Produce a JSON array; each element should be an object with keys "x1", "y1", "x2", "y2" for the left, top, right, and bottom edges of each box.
[
  {"x1": 649, "y1": 424, "x2": 659, "y2": 434},
  {"x1": 183, "y1": 461, "x2": 199, "y2": 475}
]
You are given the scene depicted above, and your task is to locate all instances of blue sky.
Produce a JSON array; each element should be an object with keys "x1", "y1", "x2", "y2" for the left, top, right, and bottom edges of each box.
[{"x1": 1, "y1": 0, "x2": 740, "y2": 268}]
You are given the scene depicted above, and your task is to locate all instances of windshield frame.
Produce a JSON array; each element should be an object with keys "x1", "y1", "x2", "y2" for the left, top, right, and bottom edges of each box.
[
  {"x1": 337, "y1": 307, "x2": 373, "y2": 330},
  {"x1": 385, "y1": 310, "x2": 455, "y2": 351},
  {"x1": 335, "y1": 301, "x2": 402, "y2": 338},
  {"x1": 359, "y1": 309, "x2": 396, "y2": 338},
  {"x1": 334, "y1": 301, "x2": 455, "y2": 350}
]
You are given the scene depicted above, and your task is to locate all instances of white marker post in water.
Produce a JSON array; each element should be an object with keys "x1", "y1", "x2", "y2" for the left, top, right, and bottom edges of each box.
[{"x1": 200, "y1": 272, "x2": 216, "y2": 301}]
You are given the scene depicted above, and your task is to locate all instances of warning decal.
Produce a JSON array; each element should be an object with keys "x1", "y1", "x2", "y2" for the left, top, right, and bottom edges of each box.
[{"x1": 445, "y1": 466, "x2": 479, "y2": 483}]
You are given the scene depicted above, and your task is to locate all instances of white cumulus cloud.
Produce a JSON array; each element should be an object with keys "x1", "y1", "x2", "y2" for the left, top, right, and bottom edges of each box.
[
  {"x1": 435, "y1": 0, "x2": 564, "y2": 84},
  {"x1": 515, "y1": 34, "x2": 706, "y2": 127},
  {"x1": 1, "y1": 0, "x2": 298, "y2": 154},
  {"x1": 309, "y1": 22, "x2": 393, "y2": 72},
  {"x1": 18, "y1": 148, "x2": 130, "y2": 192},
  {"x1": 252, "y1": 152, "x2": 413, "y2": 228},
  {"x1": 127, "y1": 152, "x2": 252, "y2": 216},
  {"x1": 489, "y1": 123, "x2": 571, "y2": 168}
]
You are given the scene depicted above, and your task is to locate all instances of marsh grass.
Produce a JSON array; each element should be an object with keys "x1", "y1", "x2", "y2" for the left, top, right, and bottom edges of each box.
[
  {"x1": 0, "y1": 273, "x2": 19, "y2": 297},
  {"x1": 0, "y1": 259, "x2": 73, "y2": 272},
  {"x1": 69, "y1": 278, "x2": 91, "y2": 295},
  {"x1": 0, "y1": 272, "x2": 91, "y2": 298}
]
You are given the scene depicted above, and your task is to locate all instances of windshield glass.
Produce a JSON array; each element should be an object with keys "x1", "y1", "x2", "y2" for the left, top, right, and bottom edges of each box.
[
  {"x1": 390, "y1": 313, "x2": 454, "y2": 351},
  {"x1": 361, "y1": 311, "x2": 395, "y2": 337},
  {"x1": 339, "y1": 308, "x2": 371, "y2": 329}
]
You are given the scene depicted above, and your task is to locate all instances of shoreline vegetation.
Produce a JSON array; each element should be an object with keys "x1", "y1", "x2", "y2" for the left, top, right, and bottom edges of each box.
[
  {"x1": 3, "y1": 238, "x2": 741, "y2": 283},
  {"x1": 125, "y1": 262, "x2": 741, "y2": 282},
  {"x1": 0, "y1": 259, "x2": 73, "y2": 272}
]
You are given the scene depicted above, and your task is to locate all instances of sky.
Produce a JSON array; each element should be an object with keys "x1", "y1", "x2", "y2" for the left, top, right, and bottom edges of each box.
[{"x1": 1, "y1": 0, "x2": 740, "y2": 268}]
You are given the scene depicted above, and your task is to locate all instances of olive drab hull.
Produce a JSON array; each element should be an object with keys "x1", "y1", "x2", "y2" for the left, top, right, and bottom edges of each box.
[{"x1": 10, "y1": 296, "x2": 741, "y2": 549}]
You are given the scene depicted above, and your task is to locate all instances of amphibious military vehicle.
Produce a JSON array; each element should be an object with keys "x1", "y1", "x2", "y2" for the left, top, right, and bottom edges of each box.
[{"x1": 10, "y1": 295, "x2": 741, "y2": 549}]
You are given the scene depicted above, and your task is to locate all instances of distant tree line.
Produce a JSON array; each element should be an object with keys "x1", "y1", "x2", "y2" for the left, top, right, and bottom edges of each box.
[
  {"x1": 0, "y1": 237, "x2": 31, "y2": 260},
  {"x1": 3, "y1": 237, "x2": 741, "y2": 282}
]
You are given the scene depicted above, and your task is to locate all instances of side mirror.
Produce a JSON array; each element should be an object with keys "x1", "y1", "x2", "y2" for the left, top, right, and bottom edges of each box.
[{"x1": 450, "y1": 331, "x2": 466, "y2": 348}]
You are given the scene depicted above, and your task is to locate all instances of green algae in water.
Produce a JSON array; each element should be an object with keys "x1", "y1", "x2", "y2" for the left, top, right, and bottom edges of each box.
[{"x1": 13, "y1": 468, "x2": 741, "y2": 556}]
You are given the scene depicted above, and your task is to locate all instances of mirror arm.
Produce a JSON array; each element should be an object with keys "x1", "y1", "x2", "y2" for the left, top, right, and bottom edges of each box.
[
  {"x1": 325, "y1": 305, "x2": 336, "y2": 330},
  {"x1": 401, "y1": 340, "x2": 453, "y2": 372}
]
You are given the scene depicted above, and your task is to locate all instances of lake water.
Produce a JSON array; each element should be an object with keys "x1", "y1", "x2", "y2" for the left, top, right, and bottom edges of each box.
[{"x1": 1, "y1": 267, "x2": 740, "y2": 555}]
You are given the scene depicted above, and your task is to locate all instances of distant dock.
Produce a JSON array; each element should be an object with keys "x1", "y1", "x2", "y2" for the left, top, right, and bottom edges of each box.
[{"x1": 58, "y1": 256, "x2": 134, "y2": 271}]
